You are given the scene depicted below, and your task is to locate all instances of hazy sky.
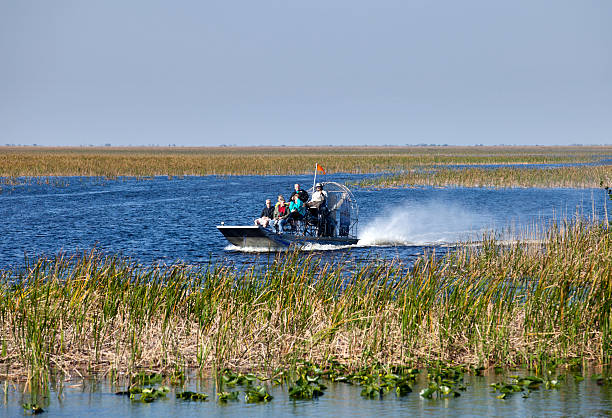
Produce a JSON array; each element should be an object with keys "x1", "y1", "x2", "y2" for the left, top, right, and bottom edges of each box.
[{"x1": 1, "y1": 1, "x2": 610, "y2": 146}]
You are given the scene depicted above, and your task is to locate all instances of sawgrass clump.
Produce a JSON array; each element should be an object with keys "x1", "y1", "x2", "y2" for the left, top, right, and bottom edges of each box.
[
  {"x1": 357, "y1": 164, "x2": 612, "y2": 189},
  {"x1": 0, "y1": 220, "x2": 609, "y2": 387}
]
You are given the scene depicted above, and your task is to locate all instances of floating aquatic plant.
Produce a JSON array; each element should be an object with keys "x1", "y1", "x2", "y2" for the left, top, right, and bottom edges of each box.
[
  {"x1": 22, "y1": 403, "x2": 44, "y2": 415},
  {"x1": 129, "y1": 386, "x2": 170, "y2": 403},
  {"x1": 351, "y1": 366, "x2": 419, "y2": 399},
  {"x1": 221, "y1": 369, "x2": 258, "y2": 387},
  {"x1": 176, "y1": 391, "x2": 208, "y2": 401},
  {"x1": 489, "y1": 375, "x2": 566, "y2": 399},
  {"x1": 244, "y1": 385, "x2": 273, "y2": 403},
  {"x1": 217, "y1": 391, "x2": 240, "y2": 403},
  {"x1": 288, "y1": 374, "x2": 327, "y2": 400},
  {"x1": 420, "y1": 365, "x2": 466, "y2": 399}
]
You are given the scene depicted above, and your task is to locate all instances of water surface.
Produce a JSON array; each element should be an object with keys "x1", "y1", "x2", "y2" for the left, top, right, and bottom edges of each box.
[
  {"x1": 2, "y1": 175, "x2": 612, "y2": 415},
  {"x1": 1, "y1": 174, "x2": 610, "y2": 269},
  {"x1": 3, "y1": 371, "x2": 611, "y2": 417}
]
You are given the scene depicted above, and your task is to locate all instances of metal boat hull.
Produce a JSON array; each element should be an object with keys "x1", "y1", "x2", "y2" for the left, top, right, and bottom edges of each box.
[{"x1": 217, "y1": 225, "x2": 359, "y2": 249}]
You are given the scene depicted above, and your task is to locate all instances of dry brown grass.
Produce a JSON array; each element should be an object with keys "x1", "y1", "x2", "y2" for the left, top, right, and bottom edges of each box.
[
  {"x1": 1, "y1": 220, "x2": 609, "y2": 383},
  {"x1": 1, "y1": 145, "x2": 610, "y2": 177},
  {"x1": 358, "y1": 165, "x2": 612, "y2": 189}
]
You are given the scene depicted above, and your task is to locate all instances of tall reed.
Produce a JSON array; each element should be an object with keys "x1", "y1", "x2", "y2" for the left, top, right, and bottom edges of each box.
[
  {"x1": 0, "y1": 220, "x2": 609, "y2": 385},
  {"x1": 358, "y1": 165, "x2": 612, "y2": 189}
]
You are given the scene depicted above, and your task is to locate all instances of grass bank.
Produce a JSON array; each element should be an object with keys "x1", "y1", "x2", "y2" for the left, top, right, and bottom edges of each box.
[
  {"x1": 0, "y1": 146, "x2": 610, "y2": 177},
  {"x1": 0, "y1": 221, "x2": 610, "y2": 385},
  {"x1": 357, "y1": 165, "x2": 612, "y2": 189}
]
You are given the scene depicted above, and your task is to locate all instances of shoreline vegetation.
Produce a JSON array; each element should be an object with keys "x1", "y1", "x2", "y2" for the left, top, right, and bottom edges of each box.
[
  {"x1": 356, "y1": 165, "x2": 612, "y2": 189},
  {"x1": 1, "y1": 220, "x2": 609, "y2": 386},
  {"x1": 0, "y1": 145, "x2": 611, "y2": 180}
]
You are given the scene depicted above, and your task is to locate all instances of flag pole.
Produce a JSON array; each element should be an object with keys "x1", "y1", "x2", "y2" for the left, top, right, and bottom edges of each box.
[{"x1": 313, "y1": 163, "x2": 317, "y2": 192}]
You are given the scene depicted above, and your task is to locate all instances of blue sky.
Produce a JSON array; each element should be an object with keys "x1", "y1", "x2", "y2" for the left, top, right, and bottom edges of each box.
[{"x1": 1, "y1": 1, "x2": 610, "y2": 146}]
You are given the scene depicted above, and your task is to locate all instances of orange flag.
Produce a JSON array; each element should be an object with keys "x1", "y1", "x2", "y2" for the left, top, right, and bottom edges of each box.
[{"x1": 316, "y1": 163, "x2": 326, "y2": 174}]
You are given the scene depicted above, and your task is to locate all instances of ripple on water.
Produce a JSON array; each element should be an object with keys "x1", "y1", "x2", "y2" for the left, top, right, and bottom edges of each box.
[{"x1": 0, "y1": 174, "x2": 610, "y2": 269}]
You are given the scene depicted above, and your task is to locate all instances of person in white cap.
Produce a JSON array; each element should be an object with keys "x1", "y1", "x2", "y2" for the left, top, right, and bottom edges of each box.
[{"x1": 310, "y1": 183, "x2": 327, "y2": 205}]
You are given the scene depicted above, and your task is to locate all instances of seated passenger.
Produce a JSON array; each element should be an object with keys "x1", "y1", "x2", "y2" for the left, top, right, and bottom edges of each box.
[
  {"x1": 290, "y1": 183, "x2": 309, "y2": 204},
  {"x1": 273, "y1": 195, "x2": 289, "y2": 234},
  {"x1": 288, "y1": 193, "x2": 306, "y2": 231},
  {"x1": 254, "y1": 199, "x2": 274, "y2": 228}
]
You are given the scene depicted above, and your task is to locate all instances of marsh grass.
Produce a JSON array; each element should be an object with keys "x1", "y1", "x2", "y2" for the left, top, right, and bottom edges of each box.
[
  {"x1": 0, "y1": 146, "x2": 610, "y2": 177},
  {"x1": 357, "y1": 165, "x2": 612, "y2": 189},
  {"x1": 0, "y1": 220, "x2": 610, "y2": 386}
]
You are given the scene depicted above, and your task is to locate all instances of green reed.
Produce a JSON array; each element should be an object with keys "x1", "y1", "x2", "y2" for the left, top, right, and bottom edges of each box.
[
  {"x1": 357, "y1": 164, "x2": 612, "y2": 189},
  {"x1": 0, "y1": 145, "x2": 610, "y2": 177},
  {"x1": 0, "y1": 220, "x2": 609, "y2": 386}
]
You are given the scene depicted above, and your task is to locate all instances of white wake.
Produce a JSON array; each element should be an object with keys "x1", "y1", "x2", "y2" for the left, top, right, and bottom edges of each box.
[
  {"x1": 226, "y1": 201, "x2": 494, "y2": 251},
  {"x1": 357, "y1": 201, "x2": 491, "y2": 246}
]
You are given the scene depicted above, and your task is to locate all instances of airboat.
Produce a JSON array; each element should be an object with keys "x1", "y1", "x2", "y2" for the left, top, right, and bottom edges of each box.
[{"x1": 217, "y1": 181, "x2": 359, "y2": 249}]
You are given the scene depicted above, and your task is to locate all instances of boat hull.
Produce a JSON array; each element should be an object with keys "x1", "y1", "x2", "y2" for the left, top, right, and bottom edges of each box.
[{"x1": 217, "y1": 225, "x2": 358, "y2": 249}]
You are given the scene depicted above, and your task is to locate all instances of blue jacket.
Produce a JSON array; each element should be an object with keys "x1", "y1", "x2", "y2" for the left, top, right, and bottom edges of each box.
[{"x1": 289, "y1": 199, "x2": 306, "y2": 216}]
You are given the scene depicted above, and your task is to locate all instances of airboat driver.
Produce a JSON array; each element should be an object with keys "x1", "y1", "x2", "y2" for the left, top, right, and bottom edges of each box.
[
  {"x1": 306, "y1": 182, "x2": 330, "y2": 236},
  {"x1": 254, "y1": 199, "x2": 274, "y2": 228},
  {"x1": 307, "y1": 183, "x2": 327, "y2": 209}
]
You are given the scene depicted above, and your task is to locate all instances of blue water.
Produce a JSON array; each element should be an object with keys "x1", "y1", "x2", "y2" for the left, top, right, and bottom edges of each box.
[
  {"x1": 1, "y1": 174, "x2": 610, "y2": 270},
  {"x1": 1, "y1": 176, "x2": 611, "y2": 415},
  {"x1": 2, "y1": 371, "x2": 611, "y2": 417}
]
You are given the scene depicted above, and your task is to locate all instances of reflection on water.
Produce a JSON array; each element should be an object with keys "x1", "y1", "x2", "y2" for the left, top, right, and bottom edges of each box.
[
  {"x1": 2, "y1": 371, "x2": 611, "y2": 417},
  {"x1": 0, "y1": 174, "x2": 610, "y2": 270}
]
